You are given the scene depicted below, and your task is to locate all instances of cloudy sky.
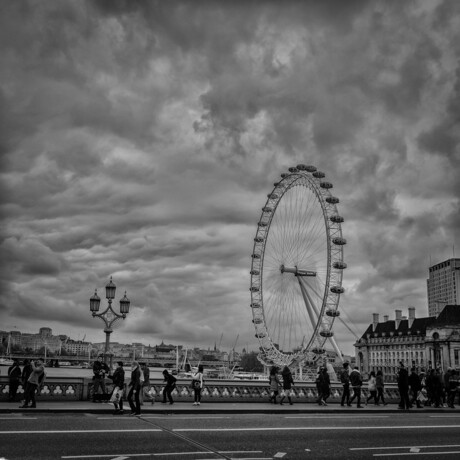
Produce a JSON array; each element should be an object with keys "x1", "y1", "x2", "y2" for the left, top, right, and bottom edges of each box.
[{"x1": 1, "y1": 0, "x2": 459, "y2": 356}]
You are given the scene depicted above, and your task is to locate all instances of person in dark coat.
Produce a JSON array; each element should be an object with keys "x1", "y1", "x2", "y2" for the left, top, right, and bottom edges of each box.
[
  {"x1": 92, "y1": 356, "x2": 110, "y2": 402},
  {"x1": 375, "y1": 369, "x2": 387, "y2": 406},
  {"x1": 108, "y1": 361, "x2": 125, "y2": 414},
  {"x1": 318, "y1": 367, "x2": 331, "y2": 406},
  {"x1": 340, "y1": 362, "x2": 351, "y2": 407},
  {"x1": 408, "y1": 368, "x2": 422, "y2": 408},
  {"x1": 397, "y1": 362, "x2": 410, "y2": 410},
  {"x1": 21, "y1": 359, "x2": 33, "y2": 388},
  {"x1": 349, "y1": 367, "x2": 363, "y2": 408},
  {"x1": 280, "y1": 366, "x2": 294, "y2": 405},
  {"x1": 162, "y1": 369, "x2": 177, "y2": 405},
  {"x1": 8, "y1": 360, "x2": 22, "y2": 402},
  {"x1": 127, "y1": 361, "x2": 141, "y2": 415}
]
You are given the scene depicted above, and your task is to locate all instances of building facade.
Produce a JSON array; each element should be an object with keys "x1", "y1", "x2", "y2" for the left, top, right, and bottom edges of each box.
[
  {"x1": 427, "y1": 258, "x2": 460, "y2": 316},
  {"x1": 355, "y1": 306, "x2": 460, "y2": 381}
]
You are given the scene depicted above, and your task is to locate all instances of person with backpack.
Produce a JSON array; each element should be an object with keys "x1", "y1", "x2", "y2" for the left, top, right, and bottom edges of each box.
[
  {"x1": 192, "y1": 364, "x2": 204, "y2": 406},
  {"x1": 108, "y1": 361, "x2": 125, "y2": 415},
  {"x1": 348, "y1": 366, "x2": 363, "y2": 408},
  {"x1": 8, "y1": 359, "x2": 22, "y2": 402},
  {"x1": 20, "y1": 359, "x2": 45, "y2": 409},
  {"x1": 162, "y1": 369, "x2": 177, "y2": 405},
  {"x1": 127, "y1": 361, "x2": 142, "y2": 415},
  {"x1": 280, "y1": 366, "x2": 294, "y2": 406},
  {"x1": 340, "y1": 362, "x2": 351, "y2": 407}
]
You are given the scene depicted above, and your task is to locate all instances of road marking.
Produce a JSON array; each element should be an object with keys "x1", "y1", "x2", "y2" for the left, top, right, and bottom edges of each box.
[
  {"x1": 373, "y1": 452, "x2": 460, "y2": 457},
  {"x1": 0, "y1": 417, "x2": 37, "y2": 420},
  {"x1": 62, "y1": 451, "x2": 263, "y2": 458},
  {"x1": 286, "y1": 415, "x2": 390, "y2": 419},
  {"x1": 409, "y1": 448, "x2": 420, "y2": 453},
  {"x1": 0, "y1": 429, "x2": 161, "y2": 434},
  {"x1": 350, "y1": 445, "x2": 460, "y2": 451},
  {"x1": 96, "y1": 416, "x2": 232, "y2": 420},
  {"x1": 429, "y1": 415, "x2": 460, "y2": 418},
  {"x1": 274, "y1": 453, "x2": 286, "y2": 458},
  {"x1": 173, "y1": 425, "x2": 460, "y2": 432}
]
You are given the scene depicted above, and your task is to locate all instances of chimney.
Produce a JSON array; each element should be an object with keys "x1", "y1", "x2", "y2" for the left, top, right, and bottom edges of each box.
[
  {"x1": 395, "y1": 309, "x2": 402, "y2": 329},
  {"x1": 383, "y1": 315, "x2": 389, "y2": 322},
  {"x1": 372, "y1": 313, "x2": 379, "y2": 332},
  {"x1": 408, "y1": 307, "x2": 415, "y2": 328}
]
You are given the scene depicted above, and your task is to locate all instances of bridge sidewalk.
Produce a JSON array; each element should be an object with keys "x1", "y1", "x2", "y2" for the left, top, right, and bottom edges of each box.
[{"x1": 1, "y1": 400, "x2": 459, "y2": 414}]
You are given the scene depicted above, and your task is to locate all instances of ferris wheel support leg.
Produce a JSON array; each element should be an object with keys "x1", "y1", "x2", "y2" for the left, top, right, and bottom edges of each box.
[
  {"x1": 328, "y1": 336, "x2": 344, "y2": 364},
  {"x1": 297, "y1": 278, "x2": 318, "y2": 330}
]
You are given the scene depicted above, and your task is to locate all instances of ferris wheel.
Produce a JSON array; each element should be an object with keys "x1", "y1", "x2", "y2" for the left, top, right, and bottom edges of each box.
[{"x1": 250, "y1": 164, "x2": 346, "y2": 368}]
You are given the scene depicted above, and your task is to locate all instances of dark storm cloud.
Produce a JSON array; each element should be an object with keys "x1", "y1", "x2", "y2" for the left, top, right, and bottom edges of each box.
[{"x1": 0, "y1": 0, "x2": 459, "y2": 354}]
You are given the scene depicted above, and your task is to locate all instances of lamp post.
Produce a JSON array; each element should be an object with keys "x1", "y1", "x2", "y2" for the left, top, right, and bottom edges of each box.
[{"x1": 89, "y1": 276, "x2": 131, "y2": 368}]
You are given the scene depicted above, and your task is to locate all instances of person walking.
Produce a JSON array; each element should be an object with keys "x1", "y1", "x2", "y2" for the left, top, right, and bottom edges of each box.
[
  {"x1": 349, "y1": 366, "x2": 363, "y2": 408},
  {"x1": 109, "y1": 361, "x2": 125, "y2": 415},
  {"x1": 192, "y1": 364, "x2": 204, "y2": 406},
  {"x1": 8, "y1": 360, "x2": 22, "y2": 402},
  {"x1": 280, "y1": 366, "x2": 294, "y2": 405},
  {"x1": 20, "y1": 359, "x2": 45, "y2": 409},
  {"x1": 139, "y1": 362, "x2": 151, "y2": 405},
  {"x1": 127, "y1": 361, "x2": 142, "y2": 415},
  {"x1": 340, "y1": 362, "x2": 351, "y2": 407},
  {"x1": 162, "y1": 369, "x2": 177, "y2": 405},
  {"x1": 408, "y1": 368, "x2": 422, "y2": 408},
  {"x1": 447, "y1": 370, "x2": 459, "y2": 409},
  {"x1": 366, "y1": 371, "x2": 378, "y2": 405},
  {"x1": 375, "y1": 370, "x2": 387, "y2": 406},
  {"x1": 397, "y1": 362, "x2": 410, "y2": 410},
  {"x1": 268, "y1": 366, "x2": 280, "y2": 404},
  {"x1": 92, "y1": 355, "x2": 110, "y2": 402},
  {"x1": 318, "y1": 367, "x2": 331, "y2": 406}
]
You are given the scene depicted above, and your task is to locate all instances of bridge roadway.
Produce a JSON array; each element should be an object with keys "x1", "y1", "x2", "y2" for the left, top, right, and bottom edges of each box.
[{"x1": 1, "y1": 401, "x2": 460, "y2": 459}]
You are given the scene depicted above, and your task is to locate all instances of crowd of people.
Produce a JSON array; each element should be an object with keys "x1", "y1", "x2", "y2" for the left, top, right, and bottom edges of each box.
[{"x1": 6, "y1": 358, "x2": 460, "y2": 413}]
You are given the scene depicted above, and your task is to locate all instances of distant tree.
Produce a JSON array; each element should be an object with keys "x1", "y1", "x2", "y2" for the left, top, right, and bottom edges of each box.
[{"x1": 239, "y1": 351, "x2": 263, "y2": 372}]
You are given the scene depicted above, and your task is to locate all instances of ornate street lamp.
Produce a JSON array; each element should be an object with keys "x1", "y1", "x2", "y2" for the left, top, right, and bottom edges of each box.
[{"x1": 89, "y1": 276, "x2": 131, "y2": 367}]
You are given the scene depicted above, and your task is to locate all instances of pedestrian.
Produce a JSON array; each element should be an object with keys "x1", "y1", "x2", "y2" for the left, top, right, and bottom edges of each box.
[
  {"x1": 349, "y1": 366, "x2": 363, "y2": 408},
  {"x1": 375, "y1": 370, "x2": 387, "y2": 406},
  {"x1": 139, "y1": 362, "x2": 151, "y2": 405},
  {"x1": 340, "y1": 362, "x2": 351, "y2": 407},
  {"x1": 108, "y1": 361, "x2": 125, "y2": 415},
  {"x1": 268, "y1": 365, "x2": 281, "y2": 404},
  {"x1": 21, "y1": 359, "x2": 32, "y2": 389},
  {"x1": 279, "y1": 366, "x2": 294, "y2": 406},
  {"x1": 192, "y1": 364, "x2": 204, "y2": 406},
  {"x1": 408, "y1": 368, "x2": 422, "y2": 408},
  {"x1": 92, "y1": 355, "x2": 110, "y2": 402},
  {"x1": 443, "y1": 368, "x2": 452, "y2": 408},
  {"x1": 318, "y1": 367, "x2": 331, "y2": 406},
  {"x1": 432, "y1": 368, "x2": 443, "y2": 408},
  {"x1": 397, "y1": 362, "x2": 410, "y2": 410},
  {"x1": 366, "y1": 371, "x2": 378, "y2": 405},
  {"x1": 20, "y1": 359, "x2": 45, "y2": 409},
  {"x1": 447, "y1": 370, "x2": 459, "y2": 409},
  {"x1": 8, "y1": 359, "x2": 22, "y2": 402},
  {"x1": 162, "y1": 369, "x2": 177, "y2": 405},
  {"x1": 127, "y1": 361, "x2": 142, "y2": 415}
]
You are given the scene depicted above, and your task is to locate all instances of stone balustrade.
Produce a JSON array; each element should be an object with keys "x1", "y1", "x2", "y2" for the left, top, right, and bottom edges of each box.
[{"x1": 0, "y1": 376, "x2": 402, "y2": 403}]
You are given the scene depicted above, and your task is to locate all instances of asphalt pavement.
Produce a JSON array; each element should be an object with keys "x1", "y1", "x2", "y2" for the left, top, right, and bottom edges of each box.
[{"x1": 1, "y1": 399, "x2": 460, "y2": 414}]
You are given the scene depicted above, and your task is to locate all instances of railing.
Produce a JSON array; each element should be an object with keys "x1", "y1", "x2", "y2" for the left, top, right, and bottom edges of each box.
[{"x1": 0, "y1": 376, "x2": 402, "y2": 403}]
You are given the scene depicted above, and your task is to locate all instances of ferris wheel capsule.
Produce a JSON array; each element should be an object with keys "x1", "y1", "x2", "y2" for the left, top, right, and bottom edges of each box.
[{"x1": 312, "y1": 171, "x2": 325, "y2": 178}]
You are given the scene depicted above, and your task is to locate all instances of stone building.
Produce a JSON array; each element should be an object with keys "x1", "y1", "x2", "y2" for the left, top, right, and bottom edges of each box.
[{"x1": 355, "y1": 305, "x2": 460, "y2": 381}]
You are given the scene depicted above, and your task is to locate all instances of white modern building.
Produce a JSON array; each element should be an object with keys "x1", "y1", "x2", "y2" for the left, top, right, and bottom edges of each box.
[{"x1": 427, "y1": 258, "x2": 460, "y2": 316}]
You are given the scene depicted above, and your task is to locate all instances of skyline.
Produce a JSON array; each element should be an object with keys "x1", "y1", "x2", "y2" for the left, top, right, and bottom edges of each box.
[{"x1": 1, "y1": 1, "x2": 459, "y2": 356}]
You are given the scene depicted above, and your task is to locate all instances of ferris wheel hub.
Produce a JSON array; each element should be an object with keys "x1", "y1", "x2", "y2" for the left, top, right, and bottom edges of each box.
[{"x1": 280, "y1": 265, "x2": 317, "y2": 277}]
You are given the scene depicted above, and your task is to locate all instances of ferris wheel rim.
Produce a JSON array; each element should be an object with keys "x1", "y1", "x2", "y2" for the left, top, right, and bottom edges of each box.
[{"x1": 249, "y1": 165, "x2": 346, "y2": 367}]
